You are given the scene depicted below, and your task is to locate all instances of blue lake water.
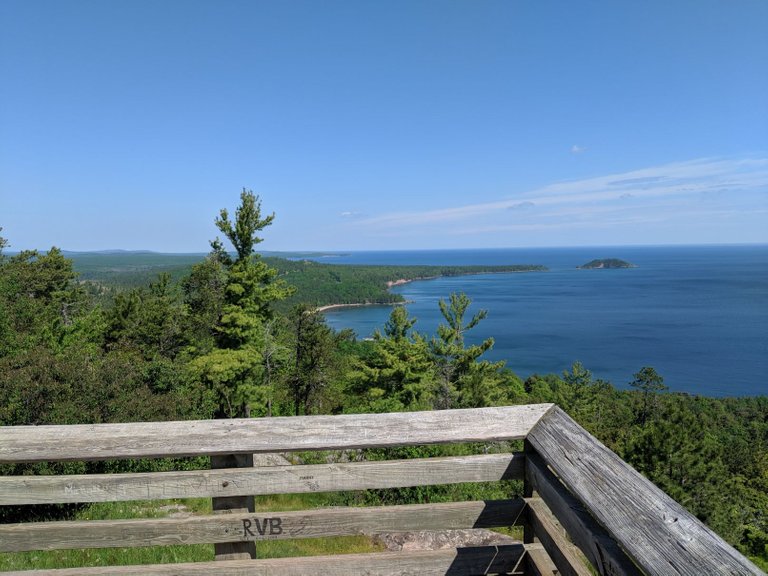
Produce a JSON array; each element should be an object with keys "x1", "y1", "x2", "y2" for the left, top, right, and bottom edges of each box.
[{"x1": 319, "y1": 246, "x2": 768, "y2": 397}]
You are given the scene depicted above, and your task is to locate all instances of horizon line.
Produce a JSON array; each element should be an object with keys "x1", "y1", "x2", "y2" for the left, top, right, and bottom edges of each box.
[{"x1": 5, "y1": 241, "x2": 768, "y2": 256}]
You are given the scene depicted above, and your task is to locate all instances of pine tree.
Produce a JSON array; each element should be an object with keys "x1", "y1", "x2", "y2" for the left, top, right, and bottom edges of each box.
[
  {"x1": 288, "y1": 304, "x2": 340, "y2": 415},
  {"x1": 630, "y1": 366, "x2": 668, "y2": 426},
  {"x1": 189, "y1": 190, "x2": 293, "y2": 418},
  {"x1": 429, "y1": 292, "x2": 504, "y2": 409},
  {"x1": 349, "y1": 306, "x2": 435, "y2": 413}
]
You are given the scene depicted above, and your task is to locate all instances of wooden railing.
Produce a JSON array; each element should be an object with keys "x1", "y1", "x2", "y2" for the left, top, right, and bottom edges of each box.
[{"x1": 0, "y1": 404, "x2": 762, "y2": 575}]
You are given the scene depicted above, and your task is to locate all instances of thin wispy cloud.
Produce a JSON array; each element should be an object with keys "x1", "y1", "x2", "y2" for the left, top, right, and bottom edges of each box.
[
  {"x1": 349, "y1": 157, "x2": 768, "y2": 244},
  {"x1": 507, "y1": 201, "x2": 536, "y2": 210},
  {"x1": 610, "y1": 176, "x2": 665, "y2": 187},
  {"x1": 340, "y1": 211, "x2": 366, "y2": 219},
  {"x1": 571, "y1": 145, "x2": 587, "y2": 154}
]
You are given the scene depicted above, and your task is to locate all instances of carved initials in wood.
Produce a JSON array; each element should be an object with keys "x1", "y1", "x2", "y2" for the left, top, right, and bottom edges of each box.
[{"x1": 242, "y1": 517, "x2": 283, "y2": 537}]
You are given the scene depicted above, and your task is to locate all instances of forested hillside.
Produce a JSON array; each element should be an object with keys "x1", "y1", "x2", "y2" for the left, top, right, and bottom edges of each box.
[
  {"x1": 67, "y1": 251, "x2": 546, "y2": 310},
  {"x1": 0, "y1": 195, "x2": 766, "y2": 568}
]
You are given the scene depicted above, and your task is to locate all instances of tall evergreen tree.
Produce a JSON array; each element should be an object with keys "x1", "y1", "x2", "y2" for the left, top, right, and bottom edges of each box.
[
  {"x1": 348, "y1": 306, "x2": 435, "y2": 413},
  {"x1": 213, "y1": 189, "x2": 292, "y2": 346},
  {"x1": 429, "y1": 292, "x2": 504, "y2": 409},
  {"x1": 0, "y1": 227, "x2": 8, "y2": 258},
  {"x1": 287, "y1": 304, "x2": 348, "y2": 416},
  {"x1": 189, "y1": 190, "x2": 293, "y2": 418},
  {"x1": 182, "y1": 252, "x2": 228, "y2": 354},
  {"x1": 104, "y1": 273, "x2": 186, "y2": 360},
  {"x1": 0, "y1": 247, "x2": 87, "y2": 356},
  {"x1": 630, "y1": 366, "x2": 668, "y2": 426}
]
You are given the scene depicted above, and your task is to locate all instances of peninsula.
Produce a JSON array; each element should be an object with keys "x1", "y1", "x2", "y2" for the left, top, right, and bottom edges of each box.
[{"x1": 270, "y1": 260, "x2": 548, "y2": 311}]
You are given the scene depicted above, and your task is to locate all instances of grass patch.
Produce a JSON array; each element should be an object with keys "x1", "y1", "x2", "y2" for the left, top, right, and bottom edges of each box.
[
  {"x1": 254, "y1": 491, "x2": 347, "y2": 511},
  {"x1": 0, "y1": 537, "x2": 384, "y2": 571},
  {"x1": 0, "y1": 545, "x2": 214, "y2": 571},
  {"x1": 71, "y1": 498, "x2": 211, "y2": 520}
]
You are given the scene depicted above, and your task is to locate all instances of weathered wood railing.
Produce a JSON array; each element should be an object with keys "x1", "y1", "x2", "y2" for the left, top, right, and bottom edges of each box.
[{"x1": 0, "y1": 404, "x2": 762, "y2": 575}]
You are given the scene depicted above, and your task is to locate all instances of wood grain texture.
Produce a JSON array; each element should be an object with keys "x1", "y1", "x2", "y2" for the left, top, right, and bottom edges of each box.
[
  {"x1": 527, "y1": 406, "x2": 763, "y2": 576},
  {"x1": 0, "y1": 453, "x2": 524, "y2": 505},
  {"x1": 525, "y1": 497, "x2": 593, "y2": 576},
  {"x1": 0, "y1": 499, "x2": 525, "y2": 552},
  {"x1": 0, "y1": 404, "x2": 553, "y2": 463},
  {"x1": 0, "y1": 544, "x2": 542, "y2": 575},
  {"x1": 526, "y1": 454, "x2": 640, "y2": 576}
]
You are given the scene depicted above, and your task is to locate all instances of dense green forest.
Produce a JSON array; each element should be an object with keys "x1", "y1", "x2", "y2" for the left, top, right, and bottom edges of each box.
[
  {"x1": 66, "y1": 250, "x2": 546, "y2": 310},
  {"x1": 0, "y1": 195, "x2": 766, "y2": 568}
]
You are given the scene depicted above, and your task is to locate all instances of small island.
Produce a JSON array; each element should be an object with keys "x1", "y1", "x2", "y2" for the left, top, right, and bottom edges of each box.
[{"x1": 578, "y1": 258, "x2": 635, "y2": 269}]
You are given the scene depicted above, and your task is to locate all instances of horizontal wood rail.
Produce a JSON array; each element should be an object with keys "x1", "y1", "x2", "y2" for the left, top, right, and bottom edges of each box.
[
  {"x1": 1, "y1": 404, "x2": 762, "y2": 575},
  {"x1": 0, "y1": 453, "x2": 524, "y2": 505},
  {"x1": 1, "y1": 544, "x2": 544, "y2": 576},
  {"x1": 0, "y1": 405, "x2": 551, "y2": 463},
  {"x1": 0, "y1": 499, "x2": 526, "y2": 552}
]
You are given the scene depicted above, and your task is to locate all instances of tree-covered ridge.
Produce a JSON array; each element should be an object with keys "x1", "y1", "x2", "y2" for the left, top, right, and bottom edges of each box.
[
  {"x1": 69, "y1": 252, "x2": 205, "y2": 292},
  {"x1": 271, "y1": 259, "x2": 547, "y2": 309},
  {"x1": 63, "y1": 251, "x2": 547, "y2": 308}
]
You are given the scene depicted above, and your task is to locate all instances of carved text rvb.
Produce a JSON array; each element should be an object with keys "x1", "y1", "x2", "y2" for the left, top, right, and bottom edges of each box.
[{"x1": 242, "y1": 517, "x2": 283, "y2": 537}]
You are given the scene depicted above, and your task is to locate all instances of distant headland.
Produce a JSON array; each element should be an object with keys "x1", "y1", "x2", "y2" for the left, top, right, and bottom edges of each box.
[{"x1": 578, "y1": 258, "x2": 635, "y2": 269}]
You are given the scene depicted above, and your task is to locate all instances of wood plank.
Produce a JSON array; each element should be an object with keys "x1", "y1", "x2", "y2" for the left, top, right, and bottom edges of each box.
[
  {"x1": 0, "y1": 453, "x2": 524, "y2": 505},
  {"x1": 0, "y1": 498, "x2": 525, "y2": 552},
  {"x1": 0, "y1": 404, "x2": 553, "y2": 463},
  {"x1": 525, "y1": 546, "x2": 559, "y2": 576},
  {"x1": 522, "y1": 439, "x2": 536, "y2": 545},
  {"x1": 0, "y1": 544, "x2": 535, "y2": 575},
  {"x1": 527, "y1": 406, "x2": 763, "y2": 576},
  {"x1": 525, "y1": 454, "x2": 641, "y2": 576},
  {"x1": 525, "y1": 497, "x2": 593, "y2": 576}
]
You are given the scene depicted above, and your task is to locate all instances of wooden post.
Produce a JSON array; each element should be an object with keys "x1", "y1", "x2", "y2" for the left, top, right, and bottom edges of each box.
[
  {"x1": 211, "y1": 453, "x2": 257, "y2": 560},
  {"x1": 523, "y1": 439, "x2": 537, "y2": 545}
]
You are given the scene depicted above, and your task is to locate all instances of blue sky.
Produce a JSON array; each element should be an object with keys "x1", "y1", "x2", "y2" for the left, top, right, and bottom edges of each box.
[{"x1": 1, "y1": 0, "x2": 766, "y2": 252}]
